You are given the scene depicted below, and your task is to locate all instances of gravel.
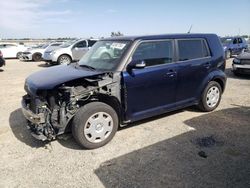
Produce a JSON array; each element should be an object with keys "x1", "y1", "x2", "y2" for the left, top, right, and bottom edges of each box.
[{"x1": 0, "y1": 59, "x2": 249, "y2": 188}]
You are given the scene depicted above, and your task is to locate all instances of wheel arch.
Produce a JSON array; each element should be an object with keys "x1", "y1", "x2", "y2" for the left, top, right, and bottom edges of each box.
[{"x1": 63, "y1": 94, "x2": 123, "y2": 133}]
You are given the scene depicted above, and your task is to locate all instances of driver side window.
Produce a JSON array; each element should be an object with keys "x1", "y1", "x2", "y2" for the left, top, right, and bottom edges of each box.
[{"x1": 132, "y1": 40, "x2": 173, "y2": 67}]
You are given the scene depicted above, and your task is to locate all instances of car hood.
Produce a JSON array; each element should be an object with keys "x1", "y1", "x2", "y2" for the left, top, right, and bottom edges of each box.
[
  {"x1": 25, "y1": 64, "x2": 103, "y2": 95},
  {"x1": 237, "y1": 52, "x2": 250, "y2": 60},
  {"x1": 25, "y1": 48, "x2": 45, "y2": 53}
]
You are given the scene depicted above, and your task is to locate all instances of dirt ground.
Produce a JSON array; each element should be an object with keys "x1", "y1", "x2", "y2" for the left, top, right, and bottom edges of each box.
[{"x1": 0, "y1": 59, "x2": 250, "y2": 188}]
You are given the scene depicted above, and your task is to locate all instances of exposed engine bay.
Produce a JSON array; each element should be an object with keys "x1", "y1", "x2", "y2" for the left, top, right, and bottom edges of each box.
[{"x1": 22, "y1": 72, "x2": 121, "y2": 141}]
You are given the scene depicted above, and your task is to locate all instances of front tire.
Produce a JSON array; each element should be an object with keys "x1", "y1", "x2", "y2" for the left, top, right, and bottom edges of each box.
[
  {"x1": 198, "y1": 81, "x2": 222, "y2": 112},
  {"x1": 57, "y1": 55, "x2": 71, "y2": 65},
  {"x1": 72, "y1": 102, "x2": 118, "y2": 149}
]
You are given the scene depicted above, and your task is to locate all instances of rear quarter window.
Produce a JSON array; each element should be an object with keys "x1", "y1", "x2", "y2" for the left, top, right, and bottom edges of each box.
[{"x1": 178, "y1": 39, "x2": 210, "y2": 61}]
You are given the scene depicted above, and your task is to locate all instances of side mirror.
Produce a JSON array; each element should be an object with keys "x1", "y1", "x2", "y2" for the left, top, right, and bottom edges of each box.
[
  {"x1": 127, "y1": 60, "x2": 146, "y2": 70},
  {"x1": 74, "y1": 47, "x2": 79, "y2": 50}
]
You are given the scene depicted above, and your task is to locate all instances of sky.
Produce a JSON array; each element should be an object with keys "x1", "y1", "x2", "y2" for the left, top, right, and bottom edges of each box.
[{"x1": 0, "y1": 0, "x2": 250, "y2": 39}]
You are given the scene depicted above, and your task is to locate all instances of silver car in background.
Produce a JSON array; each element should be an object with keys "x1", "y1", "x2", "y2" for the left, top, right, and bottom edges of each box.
[{"x1": 43, "y1": 39, "x2": 98, "y2": 64}]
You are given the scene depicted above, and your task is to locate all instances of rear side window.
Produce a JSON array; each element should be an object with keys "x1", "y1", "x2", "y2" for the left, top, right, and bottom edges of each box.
[
  {"x1": 88, "y1": 40, "x2": 97, "y2": 47},
  {"x1": 75, "y1": 41, "x2": 87, "y2": 48},
  {"x1": 238, "y1": 38, "x2": 243, "y2": 43},
  {"x1": 132, "y1": 40, "x2": 173, "y2": 67},
  {"x1": 178, "y1": 39, "x2": 210, "y2": 61}
]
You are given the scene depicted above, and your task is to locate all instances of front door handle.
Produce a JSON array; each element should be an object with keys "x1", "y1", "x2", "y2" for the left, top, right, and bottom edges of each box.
[{"x1": 165, "y1": 69, "x2": 176, "y2": 78}]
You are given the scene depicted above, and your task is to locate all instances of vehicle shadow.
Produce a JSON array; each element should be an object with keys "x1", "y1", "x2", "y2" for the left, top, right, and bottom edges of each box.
[
  {"x1": 9, "y1": 108, "x2": 82, "y2": 149},
  {"x1": 95, "y1": 106, "x2": 250, "y2": 188},
  {"x1": 0, "y1": 69, "x2": 4, "y2": 72},
  {"x1": 37, "y1": 63, "x2": 57, "y2": 68},
  {"x1": 9, "y1": 108, "x2": 48, "y2": 148}
]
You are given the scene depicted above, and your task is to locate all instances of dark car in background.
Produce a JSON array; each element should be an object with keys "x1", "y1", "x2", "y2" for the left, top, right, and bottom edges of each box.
[
  {"x1": 221, "y1": 36, "x2": 248, "y2": 59},
  {"x1": 22, "y1": 34, "x2": 226, "y2": 149},
  {"x1": 232, "y1": 47, "x2": 250, "y2": 76},
  {"x1": 0, "y1": 50, "x2": 6, "y2": 68}
]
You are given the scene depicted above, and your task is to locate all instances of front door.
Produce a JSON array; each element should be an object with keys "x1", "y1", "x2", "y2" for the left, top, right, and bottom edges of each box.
[
  {"x1": 122, "y1": 40, "x2": 177, "y2": 122},
  {"x1": 72, "y1": 40, "x2": 89, "y2": 60}
]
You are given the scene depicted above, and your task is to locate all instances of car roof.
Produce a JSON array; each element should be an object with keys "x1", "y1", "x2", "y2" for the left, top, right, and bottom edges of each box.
[{"x1": 102, "y1": 33, "x2": 218, "y2": 41}]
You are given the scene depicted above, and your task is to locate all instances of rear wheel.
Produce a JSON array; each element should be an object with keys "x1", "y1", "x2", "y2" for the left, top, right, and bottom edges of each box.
[
  {"x1": 72, "y1": 102, "x2": 118, "y2": 149},
  {"x1": 198, "y1": 81, "x2": 222, "y2": 112},
  {"x1": 32, "y1": 53, "x2": 42, "y2": 61},
  {"x1": 58, "y1": 55, "x2": 71, "y2": 65}
]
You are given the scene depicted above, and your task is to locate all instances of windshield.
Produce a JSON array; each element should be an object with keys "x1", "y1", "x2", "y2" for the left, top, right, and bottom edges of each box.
[
  {"x1": 60, "y1": 40, "x2": 78, "y2": 48},
  {"x1": 221, "y1": 37, "x2": 232, "y2": 45},
  {"x1": 41, "y1": 44, "x2": 49, "y2": 49},
  {"x1": 78, "y1": 40, "x2": 131, "y2": 71}
]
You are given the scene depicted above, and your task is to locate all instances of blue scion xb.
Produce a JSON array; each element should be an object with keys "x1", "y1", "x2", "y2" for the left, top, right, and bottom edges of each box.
[{"x1": 22, "y1": 34, "x2": 226, "y2": 149}]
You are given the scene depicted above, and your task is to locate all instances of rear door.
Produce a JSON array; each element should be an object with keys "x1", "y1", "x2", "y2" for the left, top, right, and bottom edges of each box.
[
  {"x1": 72, "y1": 40, "x2": 89, "y2": 60},
  {"x1": 122, "y1": 39, "x2": 178, "y2": 121},
  {"x1": 175, "y1": 38, "x2": 211, "y2": 105}
]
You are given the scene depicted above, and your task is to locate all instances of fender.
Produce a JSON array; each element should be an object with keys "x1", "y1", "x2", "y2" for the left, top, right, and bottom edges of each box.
[{"x1": 198, "y1": 69, "x2": 227, "y2": 99}]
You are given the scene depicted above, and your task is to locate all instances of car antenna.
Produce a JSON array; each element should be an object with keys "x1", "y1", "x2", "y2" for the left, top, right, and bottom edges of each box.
[{"x1": 188, "y1": 25, "x2": 193, "y2": 33}]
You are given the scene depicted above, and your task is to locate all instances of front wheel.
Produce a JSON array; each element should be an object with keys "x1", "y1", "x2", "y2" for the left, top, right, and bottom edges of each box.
[
  {"x1": 58, "y1": 55, "x2": 72, "y2": 65},
  {"x1": 72, "y1": 102, "x2": 118, "y2": 149},
  {"x1": 198, "y1": 81, "x2": 222, "y2": 112}
]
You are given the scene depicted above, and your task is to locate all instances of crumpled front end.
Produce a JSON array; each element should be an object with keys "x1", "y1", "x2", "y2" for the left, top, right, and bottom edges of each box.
[
  {"x1": 22, "y1": 95, "x2": 55, "y2": 140},
  {"x1": 21, "y1": 72, "x2": 122, "y2": 141}
]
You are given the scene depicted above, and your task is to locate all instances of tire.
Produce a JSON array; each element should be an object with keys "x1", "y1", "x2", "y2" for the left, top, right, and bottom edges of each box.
[
  {"x1": 57, "y1": 54, "x2": 71, "y2": 65},
  {"x1": 233, "y1": 71, "x2": 240, "y2": 76},
  {"x1": 198, "y1": 81, "x2": 222, "y2": 112},
  {"x1": 225, "y1": 50, "x2": 231, "y2": 59},
  {"x1": 72, "y1": 102, "x2": 118, "y2": 149},
  {"x1": 16, "y1": 52, "x2": 22, "y2": 59},
  {"x1": 32, "y1": 53, "x2": 42, "y2": 62}
]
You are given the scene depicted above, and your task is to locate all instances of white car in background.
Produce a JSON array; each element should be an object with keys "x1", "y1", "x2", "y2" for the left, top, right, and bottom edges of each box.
[
  {"x1": 0, "y1": 43, "x2": 29, "y2": 58},
  {"x1": 43, "y1": 39, "x2": 98, "y2": 64},
  {"x1": 20, "y1": 42, "x2": 63, "y2": 62}
]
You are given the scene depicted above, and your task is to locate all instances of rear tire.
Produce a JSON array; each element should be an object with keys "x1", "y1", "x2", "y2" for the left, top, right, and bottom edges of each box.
[
  {"x1": 198, "y1": 81, "x2": 222, "y2": 112},
  {"x1": 32, "y1": 53, "x2": 42, "y2": 62},
  {"x1": 233, "y1": 71, "x2": 240, "y2": 76},
  {"x1": 72, "y1": 102, "x2": 118, "y2": 149}
]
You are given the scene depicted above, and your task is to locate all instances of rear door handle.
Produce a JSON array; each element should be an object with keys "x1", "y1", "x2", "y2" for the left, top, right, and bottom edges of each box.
[{"x1": 203, "y1": 62, "x2": 211, "y2": 69}]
